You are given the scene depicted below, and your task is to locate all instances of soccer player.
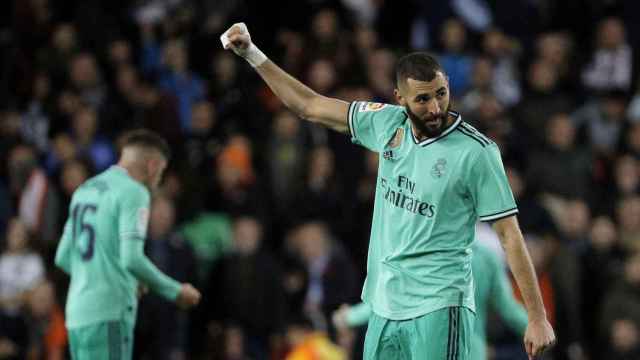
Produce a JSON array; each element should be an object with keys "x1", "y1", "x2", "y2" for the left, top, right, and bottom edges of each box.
[
  {"x1": 220, "y1": 23, "x2": 554, "y2": 359},
  {"x1": 54, "y1": 130, "x2": 201, "y2": 360},
  {"x1": 332, "y1": 241, "x2": 529, "y2": 360}
]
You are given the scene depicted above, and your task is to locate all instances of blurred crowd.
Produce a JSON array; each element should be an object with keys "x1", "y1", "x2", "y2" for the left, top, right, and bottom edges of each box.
[{"x1": 2, "y1": 0, "x2": 640, "y2": 359}]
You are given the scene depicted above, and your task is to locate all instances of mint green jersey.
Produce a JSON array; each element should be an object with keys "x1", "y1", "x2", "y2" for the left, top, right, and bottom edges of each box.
[
  {"x1": 348, "y1": 101, "x2": 518, "y2": 320},
  {"x1": 55, "y1": 166, "x2": 181, "y2": 328}
]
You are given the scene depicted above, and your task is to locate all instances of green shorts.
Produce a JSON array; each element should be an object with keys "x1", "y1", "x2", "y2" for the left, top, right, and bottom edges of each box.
[
  {"x1": 364, "y1": 306, "x2": 474, "y2": 360},
  {"x1": 68, "y1": 320, "x2": 134, "y2": 360}
]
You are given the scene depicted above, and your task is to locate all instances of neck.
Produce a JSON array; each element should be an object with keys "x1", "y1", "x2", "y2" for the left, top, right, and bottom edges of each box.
[{"x1": 117, "y1": 161, "x2": 146, "y2": 185}]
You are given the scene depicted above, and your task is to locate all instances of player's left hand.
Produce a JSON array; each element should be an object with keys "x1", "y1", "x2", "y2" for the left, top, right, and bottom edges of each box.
[
  {"x1": 176, "y1": 283, "x2": 201, "y2": 309},
  {"x1": 331, "y1": 304, "x2": 351, "y2": 330},
  {"x1": 524, "y1": 318, "x2": 556, "y2": 359}
]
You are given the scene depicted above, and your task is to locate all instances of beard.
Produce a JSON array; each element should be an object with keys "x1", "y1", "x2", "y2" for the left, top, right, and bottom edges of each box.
[{"x1": 405, "y1": 104, "x2": 451, "y2": 139}]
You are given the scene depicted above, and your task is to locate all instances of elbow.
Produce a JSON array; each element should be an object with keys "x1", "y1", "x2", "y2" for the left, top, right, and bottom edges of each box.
[{"x1": 299, "y1": 94, "x2": 322, "y2": 122}]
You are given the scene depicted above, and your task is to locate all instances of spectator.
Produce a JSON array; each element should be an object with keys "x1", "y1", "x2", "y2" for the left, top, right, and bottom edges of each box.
[
  {"x1": 290, "y1": 221, "x2": 358, "y2": 333},
  {"x1": 515, "y1": 59, "x2": 574, "y2": 147},
  {"x1": 481, "y1": 28, "x2": 522, "y2": 107},
  {"x1": 267, "y1": 110, "x2": 308, "y2": 216},
  {"x1": 438, "y1": 18, "x2": 473, "y2": 98},
  {"x1": 25, "y1": 280, "x2": 67, "y2": 360},
  {"x1": 8, "y1": 144, "x2": 60, "y2": 245},
  {"x1": 527, "y1": 113, "x2": 592, "y2": 199},
  {"x1": 21, "y1": 72, "x2": 54, "y2": 153},
  {"x1": 582, "y1": 17, "x2": 633, "y2": 93},
  {"x1": 37, "y1": 24, "x2": 79, "y2": 89},
  {"x1": 616, "y1": 196, "x2": 640, "y2": 254},
  {"x1": 69, "y1": 104, "x2": 115, "y2": 172},
  {"x1": 505, "y1": 166, "x2": 556, "y2": 236},
  {"x1": 291, "y1": 146, "x2": 345, "y2": 234},
  {"x1": 141, "y1": 32, "x2": 205, "y2": 133},
  {"x1": 0, "y1": 218, "x2": 45, "y2": 317},
  {"x1": 572, "y1": 89, "x2": 629, "y2": 156},
  {"x1": 600, "y1": 253, "x2": 640, "y2": 359},
  {"x1": 68, "y1": 53, "x2": 108, "y2": 111},
  {"x1": 556, "y1": 199, "x2": 591, "y2": 251},
  {"x1": 581, "y1": 216, "x2": 626, "y2": 357},
  {"x1": 365, "y1": 49, "x2": 396, "y2": 102},
  {"x1": 183, "y1": 100, "x2": 225, "y2": 177},
  {"x1": 621, "y1": 123, "x2": 640, "y2": 158},
  {"x1": 206, "y1": 216, "x2": 286, "y2": 360},
  {"x1": 534, "y1": 32, "x2": 576, "y2": 92},
  {"x1": 206, "y1": 135, "x2": 266, "y2": 219},
  {"x1": 459, "y1": 56, "x2": 495, "y2": 115},
  {"x1": 613, "y1": 155, "x2": 640, "y2": 198}
]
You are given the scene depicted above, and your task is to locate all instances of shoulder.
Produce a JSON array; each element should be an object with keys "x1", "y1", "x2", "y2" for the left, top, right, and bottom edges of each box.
[
  {"x1": 350, "y1": 101, "x2": 406, "y2": 121},
  {"x1": 109, "y1": 173, "x2": 149, "y2": 206},
  {"x1": 451, "y1": 121, "x2": 496, "y2": 152},
  {"x1": 349, "y1": 101, "x2": 407, "y2": 137}
]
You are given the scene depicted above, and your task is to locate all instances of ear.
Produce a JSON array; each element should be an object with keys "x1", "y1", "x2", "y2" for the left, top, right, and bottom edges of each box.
[{"x1": 394, "y1": 88, "x2": 406, "y2": 106}]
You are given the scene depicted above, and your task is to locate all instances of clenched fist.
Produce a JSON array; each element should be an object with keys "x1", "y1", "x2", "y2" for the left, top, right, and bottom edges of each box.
[
  {"x1": 175, "y1": 283, "x2": 201, "y2": 309},
  {"x1": 524, "y1": 318, "x2": 556, "y2": 359},
  {"x1": 220, "y1": 22, "x2": 267, "y2": 67}
]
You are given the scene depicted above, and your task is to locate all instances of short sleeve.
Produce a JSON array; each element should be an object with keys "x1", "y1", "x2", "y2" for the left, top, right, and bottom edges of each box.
[
  {"x1": 118, "y1": 186, "x2": 150, "y2": 241},
  {"x1": 348, "y1": 101, "x2": 405, "y2": 152},
  {"x1": 468, "y1": 144, "x2": 518, "y2": 222}
]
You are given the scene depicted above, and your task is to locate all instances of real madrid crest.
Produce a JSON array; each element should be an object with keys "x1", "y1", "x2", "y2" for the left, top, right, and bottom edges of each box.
[
  {"x1": 388, "y1": 128, "x2": 404, "y2": 149},
  {"x1": 431, "y1": 158, "x2": 447, "y2": 178}
]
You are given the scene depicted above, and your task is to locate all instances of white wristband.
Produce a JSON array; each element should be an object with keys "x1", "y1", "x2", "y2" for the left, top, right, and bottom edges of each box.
[{"x1": 244, "y1": 43, "x2": 268, "y2": 68}]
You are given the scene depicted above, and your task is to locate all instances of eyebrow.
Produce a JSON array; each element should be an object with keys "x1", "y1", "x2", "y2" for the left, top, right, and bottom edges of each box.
[{"x1": 414, "y1": 87, "x2": 447, "y2": 100}]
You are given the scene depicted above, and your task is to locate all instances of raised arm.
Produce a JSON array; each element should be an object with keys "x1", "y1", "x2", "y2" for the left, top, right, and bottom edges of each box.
[
  {"x1": 492, "y1": 216, "x2": 555, "y2": 359},
  {"x1": 221, "y1": 23, "x2": 349, "y2": 133}
]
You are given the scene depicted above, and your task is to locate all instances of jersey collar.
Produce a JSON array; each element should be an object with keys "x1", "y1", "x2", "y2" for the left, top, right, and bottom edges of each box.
[
  {"x1": 111, "y1": 165, "x2": 130, "y2": 176},
  {"x1": 409, "y1": 111, "x2": 462, "y2": 147}
]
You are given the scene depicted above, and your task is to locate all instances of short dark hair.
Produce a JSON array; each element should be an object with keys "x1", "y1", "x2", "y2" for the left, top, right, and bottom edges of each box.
[
  {"x1": 395, "y1": 52, "x2": 444, "y2": 86},
  {"x1": 121, "y1": 129, "x2": 171, "y2": 160}
]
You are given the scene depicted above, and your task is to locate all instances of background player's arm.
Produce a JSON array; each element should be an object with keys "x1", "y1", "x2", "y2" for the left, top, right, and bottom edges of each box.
[
  {"x1": 54, "y1": 219, "x2": 73, "y2": 274},
  {"x1": 222, "y1": 23, "x2": 350, "y2": 133},
  {"x1": 488, "y1": 247, "x2": 528, "y2": 336},
  {"x1": 121, "y1": 237, "x2": 182, "y2": 301},
  {"x1": 118, "y1": 190, "x2": 182, "y2": 301}
]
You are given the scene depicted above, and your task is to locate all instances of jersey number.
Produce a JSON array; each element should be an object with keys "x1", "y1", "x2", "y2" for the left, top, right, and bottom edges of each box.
[{"x1": 71, "y1": 203, "x2": 98, "y2": 261}]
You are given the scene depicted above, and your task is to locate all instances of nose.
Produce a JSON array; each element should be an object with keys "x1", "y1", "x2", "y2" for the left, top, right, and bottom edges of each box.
[{"x1": 427, "y1": 98, "x2": 441, "y2": 114}]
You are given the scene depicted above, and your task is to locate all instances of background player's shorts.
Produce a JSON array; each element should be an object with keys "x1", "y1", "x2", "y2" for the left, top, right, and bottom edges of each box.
[
  {"x1": 364, "y1": 306, "x2": 474, "y2": 360},
  {"x1": 68, "y1": 319, "x2": 134, "y2": 360}
]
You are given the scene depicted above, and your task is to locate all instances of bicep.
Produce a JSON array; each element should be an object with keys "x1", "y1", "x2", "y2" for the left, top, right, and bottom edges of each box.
[{"x1": 305, "y1": 95, "x2": 350, "y2": 133}]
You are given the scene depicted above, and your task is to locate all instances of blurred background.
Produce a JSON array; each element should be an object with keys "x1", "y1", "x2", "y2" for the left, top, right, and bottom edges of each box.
[{"x1": 1, "y1": 0, "x2": 640, "y2": 359}]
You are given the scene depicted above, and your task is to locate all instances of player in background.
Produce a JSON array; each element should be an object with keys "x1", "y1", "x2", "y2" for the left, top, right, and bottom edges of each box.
[
  {"x1": 221, "y1": 23, "x2": 554, "y2": 360},
  {"x1": 332, "y1": 241, "x2": 529, "y2": 360},
  {"x1": 54, "y1": 129, "x2": 201, "y2": 360}
]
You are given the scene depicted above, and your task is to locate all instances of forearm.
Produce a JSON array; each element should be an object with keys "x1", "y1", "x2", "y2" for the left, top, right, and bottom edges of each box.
[
  {"x1": 122, "y1": 241, "x2": 181, "y2": 301},
  {"x1": 223, "y1": 23, "x2": 349, "y2": 132},
  {"x1": 255, "y1": 60, "x2": 318, "y2": 118},
  {"x1": 500, "y1": 231, "x2": 547, "y2": 321},
  {"x1": 346, "y1": 302, "x2": 372, "y2": 327},
  {"x1": 54, "y1": 236, "x2": 71, "y2": 275}
]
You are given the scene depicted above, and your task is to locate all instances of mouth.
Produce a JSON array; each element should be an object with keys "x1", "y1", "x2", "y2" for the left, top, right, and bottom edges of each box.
[{"x1": 424, "y1": 117, "x2": 442, "y2": 127}]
